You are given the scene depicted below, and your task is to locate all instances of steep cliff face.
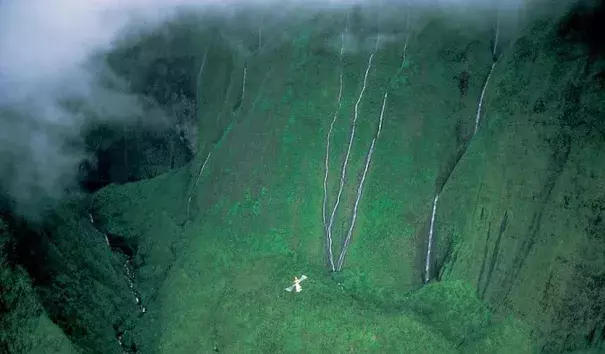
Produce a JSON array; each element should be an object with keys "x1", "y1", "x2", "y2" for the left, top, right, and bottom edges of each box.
[
  {"x1": 436, "y1": 2, "x2": 605, "y2": 351},
  {"x1": 4, "y1": 1, "x2": 603, "y2": 353},
  {"x1": 88, "y1": 2, "x2": 605, "y2": 353}
]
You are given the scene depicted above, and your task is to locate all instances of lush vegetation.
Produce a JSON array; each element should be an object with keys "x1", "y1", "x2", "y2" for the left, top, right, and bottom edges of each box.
[{"x1": 2, "y1": 1, "x2": 605, "y2": 353}]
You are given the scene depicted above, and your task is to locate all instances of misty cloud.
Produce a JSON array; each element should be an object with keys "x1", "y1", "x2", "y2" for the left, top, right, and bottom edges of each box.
[
  {"x1": 0, "y1": 0, "x2": 532, "y2": 217},
  {"x1": 0, "y1": 0, "x2": 185, "y2": 216}
]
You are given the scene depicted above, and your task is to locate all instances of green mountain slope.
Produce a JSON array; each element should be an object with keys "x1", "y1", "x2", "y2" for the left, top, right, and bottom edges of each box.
[
  {"x1": 3, "y1": 1, "x2": 603, "y2": 353},
  {"x1": 436, "y1": 5, "x2": 605, "y2": 351}
]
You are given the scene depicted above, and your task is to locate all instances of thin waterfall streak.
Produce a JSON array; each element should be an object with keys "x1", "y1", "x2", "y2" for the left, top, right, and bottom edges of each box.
[
  {"x1": 493, "y1": 23, "x2": 499, "y2": 59},
  {"x1": 327, "y1": 37, "x2": 378, "y2": 243},
  {"x1": 195, "y1": 152, "x2": 212, "y2": 186},
  {"x1": 378, "y1": 91, "x2": 388, "y2": 138},
  {"x1": 196, "y1": 51, "x2": 208, "y2": 90},
  {"x1": 402, "y1": 34, "x2": 409, "y2": 68},
  {"x1": 345, "y1": 10, "x2": 349, "y2": 33},
  {"x1": 424, "y1": 194, "x2": 440, "y2": 283},
  {"x1": 186, "y1": 152, "x2": 213, "y2": 217},
  {"x1": 337, "y1": 138, "x2": 376, "y2": 271},
  {"x1": 241, "y1": 65, "x2": 247, "y2": 105},
  {"x1": 403, "y1": 19, "x2": 410, "y2": 58},
  {"x1": 324, "y1": 34, "x2": 345, "y2": 228},
  {"x1": 354, "y1": 45, "x2": 378, "y2": 124},
  {"x1": 323, "y1": 149, "x2": 330, "y2": 227},
  {"x1": 337, "y1": 47, "x2": 382, "y2": 269},
  {"x1": 493, "y1": 10, "x2": 500, "y2": 59},
  {"x1": 323, "y1": 32, "x2": 345, "y2": 272},
  {"x1": 326, "y1": 72, "x2": 343, "y2": 271},
  {"x1": 473, "y1": 62, "x2": 496, "y2": 135},
  {"x1": 397, "y1": 5, "x2": 411, "y2": 73},
  {"x1": 328, "y1": 124, "x2": 355, "y2": 238},
  {"x1": 326, "y1": 216, "x2": 336, "y2": 271}
]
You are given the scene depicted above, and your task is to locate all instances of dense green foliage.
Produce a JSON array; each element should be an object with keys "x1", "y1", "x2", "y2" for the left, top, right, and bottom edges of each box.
[
  {"x1": 2, "y1": 1, "x2": 605, "y2": 353},
  {"x1": 0, "y1": 217, "x2": 80, "y2": 353}
]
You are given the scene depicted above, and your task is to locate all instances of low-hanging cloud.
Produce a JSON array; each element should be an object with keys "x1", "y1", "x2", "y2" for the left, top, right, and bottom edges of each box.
[
  {"x1": 0, "y1": 0, "x2": 182, "y2": 216},
  {"x1": 0, "y1": 0, "x2": 528, "y2": 218}
]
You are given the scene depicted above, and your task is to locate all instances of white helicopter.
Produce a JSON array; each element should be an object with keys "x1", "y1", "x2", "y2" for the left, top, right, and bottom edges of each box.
[{"x1": 285, "y1": 275, "x2": 308, "y2": 293}]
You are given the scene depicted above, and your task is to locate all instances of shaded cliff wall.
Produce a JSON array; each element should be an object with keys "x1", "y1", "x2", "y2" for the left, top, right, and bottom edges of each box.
[{"x1": 435, "y1": 1, "x2": 605, "y2": 351}]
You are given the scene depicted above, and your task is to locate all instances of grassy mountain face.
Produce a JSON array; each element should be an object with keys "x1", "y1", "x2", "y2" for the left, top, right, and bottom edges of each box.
[
  {"x1": 2, "y1": 1, "x2": 604, "y2": 353},
  {"x1": 436, "y1": 5, "x2": 605, "y2": 351}
]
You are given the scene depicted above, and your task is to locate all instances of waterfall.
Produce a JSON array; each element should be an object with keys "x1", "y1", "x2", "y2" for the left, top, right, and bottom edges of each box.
[
  {"x1": 473, "y1": 61, "x2": 496, "y2": 135},
  {"x1": 425, "y1": 11, "x2": 501, "y2": 283},
  {"x1": 323, "y1": 27, "x2": 346, "y2": 272},
  {"x1": 424, "y1": 194, "x2": 439, "y2": 283},
  {"x1": 326, "y1": 35, "x2": 379, "y2": 271}
]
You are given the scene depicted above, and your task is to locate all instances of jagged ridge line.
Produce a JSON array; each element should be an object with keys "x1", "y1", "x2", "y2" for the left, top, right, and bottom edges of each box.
[
  {"x1": 327, "y1": 36, "x2": 378, "y2": 268},
  {"x1": 323, "y1": 30, "x2": 346, "y2": 272}
]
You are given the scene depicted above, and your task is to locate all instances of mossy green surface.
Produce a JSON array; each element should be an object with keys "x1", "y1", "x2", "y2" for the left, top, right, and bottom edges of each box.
[{"x1": 85, "y1": 2, "x2": 605, "y2": 353}]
